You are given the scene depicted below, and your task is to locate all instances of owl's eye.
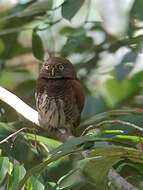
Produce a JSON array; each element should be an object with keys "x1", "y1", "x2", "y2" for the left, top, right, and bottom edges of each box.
[
  {"x1": 58, "y1": 65, "x2": 64, "y2": 70},
  {"x1": 45, "y1": 65, "x2": 50, "y2": 70}
]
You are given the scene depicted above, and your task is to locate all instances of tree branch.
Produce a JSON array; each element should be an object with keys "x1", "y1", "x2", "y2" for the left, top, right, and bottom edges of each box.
[
  {"x1": 108, "y1": 168, "x2": 138, "y2": 190},
  {"x1": 0, "y1": 86, "x2": 72, "y2": 141},
  {"x1": 0, "y1": 86, "x2": 39, "y2": 126}
]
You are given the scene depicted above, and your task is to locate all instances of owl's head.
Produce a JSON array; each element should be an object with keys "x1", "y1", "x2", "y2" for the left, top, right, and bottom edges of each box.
[{"x1": 40, "y1": 57, "x2": 77, "y2": 79}]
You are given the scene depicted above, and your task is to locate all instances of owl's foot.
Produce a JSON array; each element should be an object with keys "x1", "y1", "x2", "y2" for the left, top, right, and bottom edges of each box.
[{"x1": 46, "y1": 126, "x2": 73, "y2": 142}]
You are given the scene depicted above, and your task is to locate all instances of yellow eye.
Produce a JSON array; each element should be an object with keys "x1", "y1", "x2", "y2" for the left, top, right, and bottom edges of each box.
[
  {"x1": 45, "y1": 65, "x2": 50, "y2": 70},
  {"x1": 58, "y1": 65, "x2": 64, "y2": 70}
]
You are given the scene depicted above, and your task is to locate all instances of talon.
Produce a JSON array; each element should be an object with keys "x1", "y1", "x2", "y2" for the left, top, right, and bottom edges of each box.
[{"x1": 59, "y1": 128, "x2": 66, "y2": 134}]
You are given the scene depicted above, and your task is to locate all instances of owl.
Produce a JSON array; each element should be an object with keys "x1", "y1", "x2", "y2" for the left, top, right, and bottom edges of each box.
[{"x1": 35, "y1": 57, "x2": 85, "y2": 141}]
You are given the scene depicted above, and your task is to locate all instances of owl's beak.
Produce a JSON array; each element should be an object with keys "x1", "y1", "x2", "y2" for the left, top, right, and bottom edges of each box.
[{"x1": 51, "y1": 67, "x2": 55, "y2": 76}]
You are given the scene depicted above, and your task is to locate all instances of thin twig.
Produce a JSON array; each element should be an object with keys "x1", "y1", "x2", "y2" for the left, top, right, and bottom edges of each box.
[
  {"x1": 80, "y1": 108, "x2": 143, "y2": 128},
  {"x1": 82, "y1": 119, "x2": 143, "y2": 136},
  {"x1": 0, "y1": 127, "x2": 37, "y2": 145}
]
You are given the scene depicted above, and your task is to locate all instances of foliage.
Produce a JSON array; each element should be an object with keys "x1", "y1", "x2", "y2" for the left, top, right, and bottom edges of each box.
[{"x1": 1, "y1": 0, "x2": 143, "y2": 189}]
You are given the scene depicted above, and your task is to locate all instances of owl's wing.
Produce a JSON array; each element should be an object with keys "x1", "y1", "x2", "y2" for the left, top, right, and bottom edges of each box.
[
  {"x1": 71, "y1": 79, "x2": 85, "y2": 112},
  {"x1": 35, "y1": 77, "x2": 45, "y2": 112}
]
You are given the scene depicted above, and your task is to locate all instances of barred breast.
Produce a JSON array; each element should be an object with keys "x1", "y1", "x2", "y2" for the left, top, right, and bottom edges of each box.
[{"x1": 36, "y1": 78, "x2": 79, "y2": 131}]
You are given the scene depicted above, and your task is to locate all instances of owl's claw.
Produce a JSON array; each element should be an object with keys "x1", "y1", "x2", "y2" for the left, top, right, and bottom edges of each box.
[
  {"x1": 59, "y1": 128, "x2": 66, "y2": 134},
  {"x1": 44, "y1": 126, "x2": 72, "y2": 142}
]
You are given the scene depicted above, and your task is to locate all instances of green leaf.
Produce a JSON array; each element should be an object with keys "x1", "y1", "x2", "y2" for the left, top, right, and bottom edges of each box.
[
  {"x1": 60, "y1": 26, "x2": 77, "y2": 35},
  {"x1": 51, "y1": 135, "x2": 96, "y2": 155},
  {"x1": 0, "y1": 39, "x2": 5, "y2": 54},
  {"x1": 113, "y1": 135, "x2": 142, "y2": 143},
  {"x1": 124, "y1": 175, "x2": 143, "y2": 189},
  {"x1": 19, "y1": 0, "x2": 53, "y2": 17},
  {"x1": 79, "y1": 156, "x2": 120, "y2": 189},
  {"x1": 117, "y1": 162, "x2": 143, "y2": 175},
  {"x1": 60, "y1": 26, "x2": 84, "y2": 36},
  {"x1": 0, "y1": 71, "x2": 31, "y2": 89},
  {"x1": 131, "y1": 0, "x2": 143, "y2": 20},
  {"x1": 26, "y1": 177, "x2": 33, "y2": 190},
  {"x1": 17, "y1": 135, "x2": 95, "y2": 190},
  {"x1": 62, "y1": 0, "x2": 85, "y2": 21},
  {"x1": 63, "y1": 34, "x2": 93, "y2": 55},
  {"x1": 58, "y1": 168, "x2": 84, "y2": 189},
  {"x1": 32, "y1": 29, "x2": 44, "y2": 61},
  {"x1": 103, "y1": 130, "x2": 124, "y2": 134},
  {"x1": 27, "y1": 176, "x2": 45, "y2": 190},
  {"x1": 45, "y1": 182, "x2": 57, "y2": 190},
  {"x1": 10, "y1": 164, "x2": 26, "y2": 190},
  {"x1": 26, "y1": 133, "x2": 61, "y2": 151},
  {"x1": 17, "y1": 139, "x2": 143, "y2": 190},
  {"x1": 0, "y1": 157, "x2": 10, "y2": 184},
  {"x1": 99, "y1": 77, "x2": 138, "y2": 107},
  {"x1": 89, "y1": 145, "x2": 143, "y2": 166}
]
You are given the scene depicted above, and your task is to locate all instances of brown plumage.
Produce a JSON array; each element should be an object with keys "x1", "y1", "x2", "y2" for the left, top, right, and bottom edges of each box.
[{"x1": 35, "y1": 57, "x2": 85, "y2": 141}]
